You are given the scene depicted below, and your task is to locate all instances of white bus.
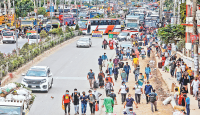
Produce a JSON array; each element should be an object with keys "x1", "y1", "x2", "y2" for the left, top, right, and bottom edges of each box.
[{"x1": 125, "y1": 15, "x2": 140, "y2": 31}]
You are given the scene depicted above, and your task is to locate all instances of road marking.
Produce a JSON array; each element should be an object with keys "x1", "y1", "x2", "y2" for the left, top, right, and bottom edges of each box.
[{"x1": 54, "y1": 77, "x2": 87, "y2": 80}]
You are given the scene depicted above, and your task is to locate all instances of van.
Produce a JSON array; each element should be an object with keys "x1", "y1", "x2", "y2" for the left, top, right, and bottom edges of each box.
[{"x1": 2, "y1": 31, "x2": 16, "y2": 43}]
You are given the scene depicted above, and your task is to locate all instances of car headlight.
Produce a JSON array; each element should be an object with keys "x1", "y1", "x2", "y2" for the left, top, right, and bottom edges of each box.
[
  {"x1": 41, "y1": 79, "x2": 46, "y2": 83},
  {"x1": 23, "y1": 78, "x2": 27, "y2": 82}
]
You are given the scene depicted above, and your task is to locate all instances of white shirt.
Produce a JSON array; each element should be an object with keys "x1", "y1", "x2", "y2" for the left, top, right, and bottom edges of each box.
[
  {"x1": 164, "y1": 52, "x2": 168, "y2": 57},
  {"x1": 181, "y1": 65, "x2": 186, "y2": 71},
  {"x1": 92, "y1": 91, "x2": 101, "y2": 101},
  {"x1": 120, "y1": 85, "x2": 127, "y2": 94},
  {"x1": 191, "y1": 80, "x2": 200, "y2": 89},
  {"x1": 141, "y1": 49, "x2": 145, "y2": 55},
  {"x1": 134, "y1": 85, "x2": 142, "y2": 94}
]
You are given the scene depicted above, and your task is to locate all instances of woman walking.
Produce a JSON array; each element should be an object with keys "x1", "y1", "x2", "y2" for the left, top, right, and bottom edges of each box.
[
  {"x1": 109, "y1": 39, "x2": 114, "y2": 50},
  {"x1": 98, "y1": 70, "x2": 105, "y2": 88}
]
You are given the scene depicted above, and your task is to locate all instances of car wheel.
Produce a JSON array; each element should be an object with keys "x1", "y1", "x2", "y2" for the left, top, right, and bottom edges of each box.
[
  {"x1": 76, "y1": 45, "x2": 79, "y2": 48},
  {"x1": 45, "y1": 89, "x2": 48, "y2": 93},
  {"x1": 90, "y1": 44, "x2": 91, "y2": 47},
  {"x1": 2, "y1": 42, "x2": 5, "y2": 44}
]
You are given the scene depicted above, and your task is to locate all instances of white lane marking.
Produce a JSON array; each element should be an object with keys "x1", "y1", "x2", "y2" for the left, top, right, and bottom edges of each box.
[{"x1": 54, "y1": 77, "x2": 87, "y2": 80}]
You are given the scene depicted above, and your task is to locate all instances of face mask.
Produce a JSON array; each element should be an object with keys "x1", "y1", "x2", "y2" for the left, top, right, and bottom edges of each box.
[
  {"x1": 74, "y1": 91, "x2": 77, "y2": 93},
  {"x1": 129, "y1": 97, "x2": 131, "y2": 99},
  {"x1": 147, "y1": 84, "x2": 150, "y2": 85},
  {"x1": 123, "y1": 84, "x2": 125, "y2": 85},
  {"x1": 100, "y1": 71, "x2": 102, "y2": 73},
  {"x1": 83, "y1": 94, "x2": 85, "y2": 95},
  {"x1": 66, "y1": 92, "x2": 69, "y2": 94}
]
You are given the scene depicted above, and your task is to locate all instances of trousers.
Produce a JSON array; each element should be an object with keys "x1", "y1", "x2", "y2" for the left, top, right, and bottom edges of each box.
[
  {"x1": 151, "y1": 101, "x2": 158, "y2": 112},
  {"x1": 135, "y1": 94, "x2": 141, "y2": 103},
  {"x1": 121, "y1": 93, "x2": 127, "y2": 103},
  {"x1": 186, "y1": 104, "x2": 190, "y2": 115},
  {"x1": 81, "y1": 103, "x2": 87, "y2": 113},
  {"x1": 74, "y1": 104, "x2": 79, "y2": 114},
  {"x1": 89, "y1": 103, "x2": 95, "y2": 113},
  {"x1": 64, "y1": 103, "x2": 70, "y2": 113}
]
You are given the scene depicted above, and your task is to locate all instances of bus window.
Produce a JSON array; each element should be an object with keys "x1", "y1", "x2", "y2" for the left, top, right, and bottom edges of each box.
[
  {"x1": 116, "y1": 20, "x2": 120, "y2": 25},
  {"x1": 111, "y1": 20, "x2": 116, "y2": 25},
  {"x1": 91, "y1": 21, "x2": 95, "y2": 25},
  {"x1": 108, "y1": 20, "x2": 112, "y2": 25}
]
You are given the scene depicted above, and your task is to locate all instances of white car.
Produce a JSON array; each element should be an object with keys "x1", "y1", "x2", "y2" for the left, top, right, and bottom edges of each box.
[
  {"x1": 28, "y1": 34, "x2": 41, "y2": 44},
  {"x1": 76, "y1": 37, "x2": 92, "y2": 48},
  {"x1": 2, "y1": 31, "x2": 16, "y2": 43},
  {"x1": 21, "y1": 66, "x2": 53, "y2": 93}
]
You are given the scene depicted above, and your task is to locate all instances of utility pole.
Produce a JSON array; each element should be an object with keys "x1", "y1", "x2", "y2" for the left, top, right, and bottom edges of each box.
[
  {"x1": 63, "y1": 0, "x2": 65, "y2": 39},
  {"x1": 13, "y1": 1, "x2": 18, "y2": 56},
  {"x1": 96, "y1": 0, "x2": 97, "y2": 17},
  {"x1": 160, "y1": 0, "x2": 162, "y2": 26},
  {"x1": 193, "y1": 0, "x2": 199, "y2": 77},
  {"x1": 89, "y1": 0, "x2": 90, "y2": 19},
  {"x1": 177, "y1": 0, "x2": 180, "y2": 24},
  {"x1": 50, "y1": 0, "x2": 53, "y2": 40},
  {"x1": 173, "y1": 0, "x2": 176, "y2": 24}
]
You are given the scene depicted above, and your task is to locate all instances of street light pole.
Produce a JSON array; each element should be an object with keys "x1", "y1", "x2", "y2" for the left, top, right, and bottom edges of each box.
[
  {"x1": 50, "y1": 0, "x2": 53, "y2": 40},
  {"x1": 13, "y1": 1, "x2": 18, "y2": 56},
  {"x1": 63, "y1": 0, "x2": 65, "y2": 39}
]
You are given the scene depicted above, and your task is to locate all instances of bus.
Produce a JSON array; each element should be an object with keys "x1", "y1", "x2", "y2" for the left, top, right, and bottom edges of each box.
[
  {"x1": 83, "y1": 19, "x2": 121, "y2": 35},
  {"x1": 125, "y1": 15, "x2": 139, "y2": 31}
]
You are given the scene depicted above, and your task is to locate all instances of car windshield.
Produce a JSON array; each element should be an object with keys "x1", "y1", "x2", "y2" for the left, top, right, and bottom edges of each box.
[
  {"x1": 21, "y1": 21, "x2": 32, "y2": 25},
  {"x1": 3, "y1": 32, "x2": 13, "y2": 36},
  {"x1": 121, "y1": 44, "x2": 132, "y2": 48},
  {"x1": 0, "y1": 25, "x2": 5, "y2": 28},
  {"x1": 79, "y1": 38, "x2": 89, "y2": 41},
  {"x1": 127, "y1": 23, "x2": 138, "y2": 28},
  {"x1": 78, "y1": 21, "x2": 87, "y2": 28},
  {"x1": 29, "y1": 35, "x2": 40, "y2": 39},
  {"x1": 26, "y1": 70, "x2": 47, "y2": 77},
  {"x1": 0, "y1": 106, "x2": 21, "y2": 115},
  {"x1": 119, "y1": 32, "x2": 128, "y2": 36}
]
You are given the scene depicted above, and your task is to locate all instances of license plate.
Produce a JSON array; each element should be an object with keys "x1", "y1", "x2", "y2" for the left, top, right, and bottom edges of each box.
[{"x1": 32, "y1": 86, "x2": 36, "y2": 88}]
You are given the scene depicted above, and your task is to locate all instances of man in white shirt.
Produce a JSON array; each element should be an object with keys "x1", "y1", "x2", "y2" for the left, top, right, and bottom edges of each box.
[
  {"x1": 93, "y1": 88, "x2": 102, "y2": 105},
  {"x1": 133, "y1": 82, "x2": 143, "y2": 104},
  {"x1": 118, "y1": 81, "x2": 128, "y2": 104},
  {"x1": 191, "y1": 77, "x2": 200, "y2": 97}
]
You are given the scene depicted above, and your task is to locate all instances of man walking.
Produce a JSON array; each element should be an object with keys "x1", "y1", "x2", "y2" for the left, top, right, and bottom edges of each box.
[
  {"x1": 132, "y1": 56, "x2": 139, "y2": 69},
  {"x1": 98, "y1": 56, "x2": 103, "y2": 71},
  {"x1": 121, "y1": 69, "x2": 127, "y2": 82},
  {"x1": 133, "y1": 82, "x2": 143, "y2": 104},
  {"x1": 170, "y1": 61, "x2": 176, "y2": 77},
  {"x1": 118, "y1": 81, "x2": 128, "y2": 104},
  {"x1": 102, "y1": 39, "x2": 108, "y2": 49},
  {"x1": 102, "y1": 53, "x2": 108, "y2": 67},
  {"x1": 167, "y1": 44, "x2": 172, "y2": 56},
  {"x1": 87, "y1": 69, "x2": 95, "y2": 89},
  {"x1": 113, "y1": 56, "x2": 119, "y2": 67},
  {"x1": 133, "y1": 65, "x2": 140, "y2": 81},
  {"x1": 195, "y1": 87, "x2": 200, "y2": 109},
  {"x1": 107, "y1": 59, "x2": 114, "y2": 75},
  {"x1": 71, "y1": 88, "x2": 80, "y2": 115},
  {"x1": 112, "y1": 65, "x2": 119, "y2": 81},
  {"x1": 105, "y1": 78, "x2": 113, "y2": 96},
  {"x1": 148, "y1": 89, "x2": 158, "y2": 112},
  {"x1": 145, "y1": 64, "x2": 151, "y2": 81},
  {"x1": 120, "y1": 47, "x2": 124, "y2": 60},
  {"x1": 93, "y1": 88, "x2": 102, "y2": 105},
  {"x1": 124, "y1": 94, "x2": 138, "y2": 114},
  {"x1": 184, "y1": 94, "x2": 190, "y2": 115},
  {"x1": 118, "y1": 60, "x2": 124, "y2": 74},
  {"x1": 144, "y1": 81, "x2": 153, "y2": 104},
  {"x1": 80, "y1": 91, "x2": 88, "y2": 115},
  {"x1": 175, "y1": 64, "x2": 182, "y2": 81},
  {"x1": 123, "y1": 62, "x2": 131, "y2": 82},
  {"x1": 110, "y1": 89, "x2": 117, "y2": 104},
  {"x1": 88, "y1": 90, "x2": 96, "y2": 115},
  {"x1": 126, "y1": 47, "x2": 131, "y2": 59},
  {"x1": 102, "y1": 94, "x2": 114, "y2": 115},
  {"x1": 62, "y1": 90, "x2": 71, "y2": 115}
]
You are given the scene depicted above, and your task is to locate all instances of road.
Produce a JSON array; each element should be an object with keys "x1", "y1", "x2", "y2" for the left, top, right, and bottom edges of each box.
[
  {"x1": 0, "y1": 38, "x2": 28, "y2": 54},
  {"x1": 16, "y1": 35, "x2": 115, "y2": 115}
]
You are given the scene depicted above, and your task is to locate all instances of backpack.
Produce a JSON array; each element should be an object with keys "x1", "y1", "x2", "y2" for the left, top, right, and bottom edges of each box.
[
  {"x1": 125, "y1": 85, "x2": 129, "y2": 93},
  {"x1": 149, "y1": 93, "x2": 157, "y2": 102}
]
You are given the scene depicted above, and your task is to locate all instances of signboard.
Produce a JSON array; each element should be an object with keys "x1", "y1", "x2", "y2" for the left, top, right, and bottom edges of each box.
[
  {"x1": 190, "y1": 35, "x2": 199, "y2": 43},
  {"x1": 185, "y1": 43, "x2": 192, "y2": 50},
  {"x1": 26, "y1": 31, "x2": 36, "y2": 36},
  {"x1": 92, "y1": 31, "x2": 103, "y2": 38},
  {"x1": 108, "y1": 32, "x2": 120, "y2": 39}
]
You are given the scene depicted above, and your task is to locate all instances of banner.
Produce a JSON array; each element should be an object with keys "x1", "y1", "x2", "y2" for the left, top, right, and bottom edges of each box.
[
  {"x1": 108, "y1": 32, "x2": 120, "y2": 39},
  {"x1": 190, "y1": 35, "x2": 199, "y2": 43},
  {"x1": 92, "y1": 31, "x2": 103, "y2": 38},
  {"x1": 26, "y1": 31, "x2": 37, "y2": 36}
]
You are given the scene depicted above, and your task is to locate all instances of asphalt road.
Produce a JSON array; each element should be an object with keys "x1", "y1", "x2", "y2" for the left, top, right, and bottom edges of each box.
[
  {"x1": 16, "y1": 35, "x2": 116, "y2": 115},
  {"x1": 0, "y1": 38, "x2": 28, "y2": 54}
]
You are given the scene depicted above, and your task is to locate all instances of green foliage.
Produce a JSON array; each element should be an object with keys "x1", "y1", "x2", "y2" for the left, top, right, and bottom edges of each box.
[
  {"x1": 158, "y1": 24, "x2": 185, "y2": 44},
  {"x1": 15, "y1": 0, "x2": 34, "y2": 17},
  {"x1": 40, "y1": 30, "x2": 48, "y2": 38},
  {"x1": 180, "y1": 3, "x2": 186, "y2": 23},
  {"x1": 177, "y1": 38, "x2": 185, "y2": 51},
  {"x1": 37, "y1": 7, "x2": 47, "y2": 16},
  {"x1": 49, "y1": 28, "x2": 63, "y2": 35},
  {"x1": 75, "y1": 24, "x2": 80, "y2": 30}
]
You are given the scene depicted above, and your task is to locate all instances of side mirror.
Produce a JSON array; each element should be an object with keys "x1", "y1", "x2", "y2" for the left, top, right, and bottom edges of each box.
[
  {"x1": 22, "y1": 73, "x2": 25, "y2": 76},
  {"x1": 49, "y1": 73, "x2": 52, "y2": 77}
]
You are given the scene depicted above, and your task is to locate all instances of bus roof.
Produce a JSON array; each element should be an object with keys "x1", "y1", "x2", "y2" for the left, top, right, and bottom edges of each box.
[{"x1": 86, "y1": 18, "x2": 121, "y2": 20}]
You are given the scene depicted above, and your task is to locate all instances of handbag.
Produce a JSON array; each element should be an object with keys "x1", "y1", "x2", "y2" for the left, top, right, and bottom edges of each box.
[
  {"x1": 95, "y1": 104, "x2": 99, "y2": 111},
  {"x1": 62, "y1": 104, "x2": 65, "y2": 110}
]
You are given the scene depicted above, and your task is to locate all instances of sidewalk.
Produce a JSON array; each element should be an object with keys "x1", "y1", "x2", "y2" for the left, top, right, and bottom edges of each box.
[{"x1": 100, "y1": 47, "x2": 174, "y2": 115}]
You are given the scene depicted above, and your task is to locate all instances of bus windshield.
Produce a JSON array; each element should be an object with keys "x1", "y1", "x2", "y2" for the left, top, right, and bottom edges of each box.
[
  {"x1": 78, "y1": 21, "x2": 87, "y2": 28},
  {"x1": 127, "y1": 23, "x2": 138, "y2": 28},
  {"x1": 91, "y1": 20, "x2": 120, "y2": 25},
  {"x1": 0, "y1": 106, "x2": 21, "y2": 115}
]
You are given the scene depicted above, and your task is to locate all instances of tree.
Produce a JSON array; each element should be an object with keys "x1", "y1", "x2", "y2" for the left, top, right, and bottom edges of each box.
[
  {"x1": 180, "y1": 3, "x2": 186, "y2": 23},
  {"x1": 75, "y1": 24, "x2": 79, "y2": 30},
  {"x1": 38, "y1": 7, "x2": 47, "y2": 16},
  {"x1": 158, "y1": 24, "x2": 185, "y2": 44},
  {"x1": 15, "y1": 0, "x2": 34, "y2": 17},
  {"x1": 40, "y1": 30, "x2": 48, "y2": 38}
]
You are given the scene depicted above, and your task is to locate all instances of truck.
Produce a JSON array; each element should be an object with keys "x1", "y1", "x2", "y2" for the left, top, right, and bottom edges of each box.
[
  {"x1": 125, "y1": 15, "x2": 140, "y2": 31},
  {"x1": 21, "y1": 19, "x2": 34, "y2": 28}
]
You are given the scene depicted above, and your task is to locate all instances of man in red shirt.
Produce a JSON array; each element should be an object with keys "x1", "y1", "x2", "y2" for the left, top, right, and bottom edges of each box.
[
  {"x1": 167, "y1": 44, "x2": 172, "y2": 56},
  {"x1": 62, "y1": 90, "x2": 71, "y2": 115}
]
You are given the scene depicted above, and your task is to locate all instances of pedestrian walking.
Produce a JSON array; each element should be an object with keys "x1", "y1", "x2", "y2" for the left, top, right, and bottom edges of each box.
[
  {"x1": 195, "y1": 87, "x2": 200, "y2": 109},
  {"x1": 145, "y1": 64, "x2": 151, "y2": 81},
  {"x1": 144, "y1": 81, "x2": 153, "y2": 104},
  {"x1": 170, "y1": 61, "x2": 176, "y2": 77},
  {"x1": 138, "y1": 73, "x2": 144, "y2": 86},
  {"x1": 102, "y1": 94, "x2": 114, "y2": 115},
  {"x1": 98, "y1": 70, "x2": 105, "y2": 88},
  {"x1": 124, "y1": 94, "x2": 138, "y2": 114},
  {"x1": 62, "y1": 90, "x2": 71, "y2": 115},
  {"x1": 132, "y1": 56, "x2": 139, "y2": 69},
  {"x1": 147, "y1": 47, "x2": 152, "y2": 58},
  {"x1": 80, "y1": 91, "x2": 88, "y2": 115},
  {"x1": 141, "y1": 48, "x2": 146, "y2": 59},
  {"x1": 118, "y1": 60, "x2": 124, "y2": 74},
  {"x1": 121, "y1": 69, "x2": 127, "y2": 82},
  {"x1": 102, "y1": 53, "x2": 108, "y2": 67},
  {"x1": 133, "y1": 65, "x2": 140, "y2": 81},
  {"x1": 109, "y1": 39, "x2": 114, "y2": 50},
  {"x1": 174, "y1": 88, "x2": 179, "y2": 105},
  {"x1": 179, "y1": 75, "x2": 189, "y2": 93},
  {"x1": 107, "y1": 59, "x2": 114, "y2": 75},
  {"x1": 110, "y1": 89, "x2": 117, "y2": 104},
  {"x1": 116, "y1": 47, "x2": 120, "y2": 55},
  {"x1": 184, "y1": 94, "x2": 190, "y2": 115},
  {"x1": 105, "y1": 74, "x2": 114, "y2": 86},
  {"x1": 128, "y1": 108, "x2": 136, "y2": 115},
  {"x1": 175, "y1": 64, "x2": 182, "y2": 81},
  {"x1": 167, "y1": 44, "x2": 172, "y2": 56},
  {"x1": 113, "y1": 56, "x2": 119, "y2": 67},
  {"x1": 71, "y1": 88, "x2": 80, "y2": 115},
  {"x1": 187, "y1": 67, "x2": 193, "y2": 81},
  {"x1": 148, "y1": 89, "x2": 158, "y2": 112},
  {"x1": 126, "y1": 47, "x2": 131, "y2": 59},
  {"x1": 102, "y1": 39, "x2": 108, "y2": 49},
  {"x1": 105, "y1": 78, "x2": 113, "y2": 96},
  {"x1": 88, "y1": 90, "x2": 96, "y2": 115},
  {"x1": 120, "y1": 47, "x2": 124, "y2": 60},
  {"x1": 112, "y1": 65, "x2": 119, "y2": 81},
  {"x1": 98, "y1": 56, "x2": 103, "y2": 71},
  {"x1": 133, "y1": 82, "x2": 143, "y2": 104},
  {"x1": 118, "y1": 81, "x2": 128, "y2": 104},
  {"x1": 93, "y1": 88, "x2": 102, "y2": 105},
  {"x1": 161, "y1": 55, "x2": 166, "y2": 71},
  {"x1": 123, "y1": 62, "x2": 131, "y2": 82},
  {"x1": 87, "y1": 69, "x2": 95, "y2": 89},
  {"x1": 191, "y1": 77, "x2": 200, "y2": 97}
]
